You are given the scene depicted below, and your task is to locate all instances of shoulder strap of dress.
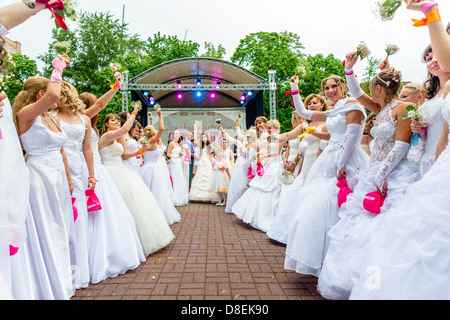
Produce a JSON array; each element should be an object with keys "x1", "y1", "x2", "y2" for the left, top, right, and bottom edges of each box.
[{"x1": 46, "y1": 112, "x2": 63, "y2": 132}]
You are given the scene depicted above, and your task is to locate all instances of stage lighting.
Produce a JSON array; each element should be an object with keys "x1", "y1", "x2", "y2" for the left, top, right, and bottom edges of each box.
[
  {"x1": 247, "y1": 91, "x2": 253, "y2": 96},
  {"x1": 210, "y1": 92, "x2": 216, "y2": 99},
  {"x1": 240, "y1": 100, "x2": 245, "y2": 105},
  {"x1": 196, "y1": 77, "x2": 202, "y2": 86},
  {"x1": 143, "y1": 91, "x2": 149, "y2": 96},
  {"x1": 177, "y1": 93, "x2": 183, "y2": 100},
  {"x1": 196, "y1": 91, "x2": 202, "y2": 97},
  {"x1": 177, "y1": 81, "x2": 182, "y2": 89},
  {"x1": 215, "y1": 81, "x2": 221, "y2": 89},
  {"x1": 240, "y1": 94, "x2": 246, "y2": 101}
]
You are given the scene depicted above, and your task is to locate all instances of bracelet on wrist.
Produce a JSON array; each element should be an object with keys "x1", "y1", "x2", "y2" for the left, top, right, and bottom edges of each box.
[
  {"x1": 131, "y1": 111, "x2": 137, "y2": 116},
  {"x1": 421, "y1": 1, "x2": 438, "y2": 14},
  {"x1": 413, "y1": 8, "x2": 441, "y2": 27},
  {"x1": 22, "y1": 0, "x2": 35, "y2": 9},
  {"x1": 344, "y1": 69, "x2": 354, "y2": 75}
]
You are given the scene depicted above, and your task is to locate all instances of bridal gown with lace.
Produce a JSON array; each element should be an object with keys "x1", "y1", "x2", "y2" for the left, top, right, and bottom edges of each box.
[
  {"x1": 99, "y1": 142, "x2": 174, "y2": 257},
  {"x1": 349, "y1": 94, "x2": 450, "y2": 300},
  {"x1": 317, "y1": 100, "x2": 419, "y2": 300}
]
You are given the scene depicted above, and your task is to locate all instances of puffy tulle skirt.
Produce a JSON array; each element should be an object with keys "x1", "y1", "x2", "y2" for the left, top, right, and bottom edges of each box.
[
  {"x1": 102, "y1": 163, "x2": 174, "y2": 257},
  {"x1": 317, "y1": 160, "x2": 419, "y2": 300},
  {"x1": 266, "y1": 170, "x2": 305, "y2": 244},
  {"x1": 232, "y1": 157, "x2": 283, "y2": 232},
  {"x1": 208, "y1": 169, "x2": 231, "y2": 194},
  {"x1": 157, "y1": 155, "x2": 175, "y2": 203},
  {"x1": 225, "y1": 160, "x2": 255, "y2": 213},
  {"x1": 168, "y1": 158, "x2": 189, "y2": 206},
  {"x1": 284, "y1": 143, "x2": 369, "y2": 277},
  {"x1": 349, "y1": 151, "x2": 450, "y2": 300},
  {"x1": 86, "y1": 162, "x2": 145, "y2": 284},
  {"x1": 189, "y1": 156, "x2": 213, "y2": 202},
  {"x1": 140, "y1": 163, "x2": 181, "y2": 225}
]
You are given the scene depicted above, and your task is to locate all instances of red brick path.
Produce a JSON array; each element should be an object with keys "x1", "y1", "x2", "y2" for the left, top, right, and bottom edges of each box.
[{"x1": 71, "y1": 202, "x2": 323, "y2": 300}]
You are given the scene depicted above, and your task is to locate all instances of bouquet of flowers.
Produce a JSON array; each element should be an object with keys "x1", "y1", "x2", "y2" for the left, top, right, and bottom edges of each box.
[
  {"x1": 140, "y1": 135, "x2": 149, "y2": 147},
  {"x1": 52, "y1": 41, "x2": 73, "y2": 57},
  {"x1": 215, "y1": 118, "x2": 222, "y2": 125},
  {"x1": 153, "y1": 103, "x2": 161, "y2": 111},
  {"x1": 385, "y1": 44, "x2": 400, "y2": 59},
  {"x1": 296, "y1": 64, "x2": 307, "y2": 78},
  {"x1": 356, "y1": 41, "x2": 371, "y2": 60},
  {"x1": 133, "y1": 100, "x2": 143, "y2": 112},
  {"x1": 192, "y1": 120, "x2": 198, "y2": 125},
  {"x1": 372, "y1": 0, "x2": 402, "y2": 21},
  {"x1": 399, "y1": 104, "x2": 425, "y2": 122},
  {"x1": 36, "y1": 0, "x2": 79, "y2": 31},
  {"x1": 237, "y1": 113, "x2": 243, "y2": 119},
  {"x1": 111, "y1": 62, "x2": 126, "y2": 77},
  {"x1": 280, "y1": 169, "x2": 295, "y2": 185}
]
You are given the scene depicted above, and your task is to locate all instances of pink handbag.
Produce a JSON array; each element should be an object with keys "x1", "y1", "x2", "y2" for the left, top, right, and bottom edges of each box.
[
  {"x1": 9, "y1": 230, "x2": 19, "y2": 256},
  {"x1": 85, "y1": 189, "x2": 102, "y2": 212},
  {"x1": 363, "y1": 189, "x2": 386, "y2": 214},
  {"x1": 256, "y1": 161, "x2": 264, "y2": 176},
  {"x1": 71, "y1": 197, "x2": 78, "y2": 222},
  {"x1": 337, "y1": 178, "x2": 353, "y2": 208},
  {"x1": 248, "y1": 166, "x2": 255, "y2": 179}
]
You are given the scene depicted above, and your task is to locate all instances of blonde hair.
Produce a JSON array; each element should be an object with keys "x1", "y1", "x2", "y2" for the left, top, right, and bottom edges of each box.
[
  {"x1": 267, "y1": 119, "x2": 281, "y2": 130},
  {"x1": 59, "y1": 81, "x2": 86, "y2": 115},
  {"x1": 402, "y1": 82, "x2": 426, "y2": 96},
  {"x1": 12, "y1": 76, "x2": 50, "y2": 128},
  {"x1": 321, "y1": 75, "x2": 347, "y2": 97},
  {"x1": 144, "y1": 124, "x2": 156, "y2": 139}
]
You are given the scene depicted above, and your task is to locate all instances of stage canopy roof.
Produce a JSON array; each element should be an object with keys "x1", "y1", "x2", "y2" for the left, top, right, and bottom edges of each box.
[{"x1": 128, "y1": 57, "x2": 269, "y2": 109}]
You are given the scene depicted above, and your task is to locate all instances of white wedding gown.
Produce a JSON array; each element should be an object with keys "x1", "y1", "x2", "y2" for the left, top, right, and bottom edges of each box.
[
  {"x1": 84, "y1": 128, "x2": 145, "y2": 284},
  {"x1": 168, "y1": 146, "x2": 189, "y2": 206},
  {"x1": 232, "y1": 141, "x2": 283, "y2": 232},
  {"x1": 318, "y1": 100, "x2": 419, "y2": 299},
  {"x1": 284, "y1": 99, "x2": 369, "y2": 277},
  {"x1": 99, "y1": 142, "x2": 174, "y2": 257},
  {"x1": 349, "y1": 94, "x2": 450, "y2": 300},
  {"x1": 189, "y1": 147, "x2": 213, "y2": 202},
  {"x1": 140, "y1": 149, "x2": 181, "y2": 225},
  {"x1": 20, "y1": 115, "x2": 74, "y2": 299}
]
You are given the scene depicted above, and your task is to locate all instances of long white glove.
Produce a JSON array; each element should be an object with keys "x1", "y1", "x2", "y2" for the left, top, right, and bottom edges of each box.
[
  {"x1": 337, "y1": 123, "x2": 361, "y2": 170},
  {"x1": 374, "y1": 140, "x2": 410, "y2": 189},
  {"x1": 345, "y1": 70, "x2": 365, "y2": 99},
  {"x1": 290, "y1": 85, "x2": 313, "y2": 120}
]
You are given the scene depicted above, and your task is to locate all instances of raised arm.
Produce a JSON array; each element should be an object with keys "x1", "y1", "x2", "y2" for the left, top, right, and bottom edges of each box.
[
  {"x1": 404, "y1": 0, "x2": 450, "y2": 71},
  {"x1": 100, "y1": 101, "x2": 140, "y2": 145},
  {"x1": 149, "y1": 106, "x2": 164, "y2": 144},
  {"x1": 16, "y1": 55, "x2": 69, "y2": 135},
  {"x1": 290, "y1": 75, "x2": 327, "y2": 122},
  {"x1": 344, "y1": 52, "x2": 382, "y2": 115},
  {"x1": 84, "y1": 74, "x2": 122, "y2": 119},
  {"x1": 0, "y1": 1, "x2": 51, "y2": 31}
]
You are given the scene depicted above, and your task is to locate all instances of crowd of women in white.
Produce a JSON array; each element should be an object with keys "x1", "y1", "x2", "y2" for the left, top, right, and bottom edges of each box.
[{"x1": 2, "y1": 0, "x2": 450, "y2": 300}]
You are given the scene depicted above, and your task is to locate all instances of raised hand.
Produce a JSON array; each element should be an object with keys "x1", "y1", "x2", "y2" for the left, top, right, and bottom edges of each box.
[
  {"x1": 345, "y1": 51, "x2": 359, "y2": 70},
  {"x1": 290, "y1": 75, "x2": 299, "y2": 87}
]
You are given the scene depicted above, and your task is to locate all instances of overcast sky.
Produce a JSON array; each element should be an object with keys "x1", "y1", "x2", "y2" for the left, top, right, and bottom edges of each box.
[{"x1": 4, "y1": 0, "x2": 450, "y2": 84}]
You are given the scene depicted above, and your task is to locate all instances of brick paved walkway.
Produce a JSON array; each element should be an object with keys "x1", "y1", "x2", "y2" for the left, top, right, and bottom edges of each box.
[{"x1": 71, "y1": 202, "x2": 323, "y2": 300}]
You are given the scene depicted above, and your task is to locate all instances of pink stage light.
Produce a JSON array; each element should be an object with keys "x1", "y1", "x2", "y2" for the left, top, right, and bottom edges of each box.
[
  {"x1": 177, "y1": 93, "x2": 183, "y2": 100},
  {"x1": 210, "y1": 93, "x2": 216, "y2": 99}
]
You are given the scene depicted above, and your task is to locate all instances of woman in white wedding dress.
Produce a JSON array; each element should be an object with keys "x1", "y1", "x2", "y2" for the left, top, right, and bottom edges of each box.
[
  {"x1": 350, "y1": 83, "x2": 450, "y2": 300},
  {"x1": 98, "y1": 105, "x2": 174, "y2": 257},
  {"x1": 317, "y1": 56, "x2": 419, "y2": 300},
  {"x1": 167, "y1": 130, "x2": 189, "y2": 206},
  {"x1": 53, "y1": 81, "x2": 97, "y2": 290},
  {"x1": 232, "y1": 120, "x2": 284, "y2": 232},
  {"x1": 156, "y1": 139, "x2": 175, "y2": 203},
  {"x1": 189, "y1": 133, "x2": 213, "y2": 202},
  {"x1": 13, "y1": 70, "x2": 74, "y2": 300},
  {"x1": 140, "y1": 108, "x2": 181, "y2": 225},
  {"x1": 267, "y1": 95, "x2": 328, "y2": 244},
  {"x1": 79, "y1": 91, "x2": 145, "y2": 284},
  {"x1": 284, "y1": 74, "x2": 369, "y2": 277}
]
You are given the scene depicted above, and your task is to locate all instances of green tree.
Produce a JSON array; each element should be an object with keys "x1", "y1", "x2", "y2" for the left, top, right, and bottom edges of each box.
[
  {"x1": 201, "y1": 42, "x2": 226, "y2": 60},
  {"x1": 4, "y1": 53, "x2": 39, "y2": 101},
  {"x1": 361, "y1": 56, "x2": 382, "y2": 95},
  {"x1": 231, "y1": 31, "x2": 304, "y2": 82}
]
